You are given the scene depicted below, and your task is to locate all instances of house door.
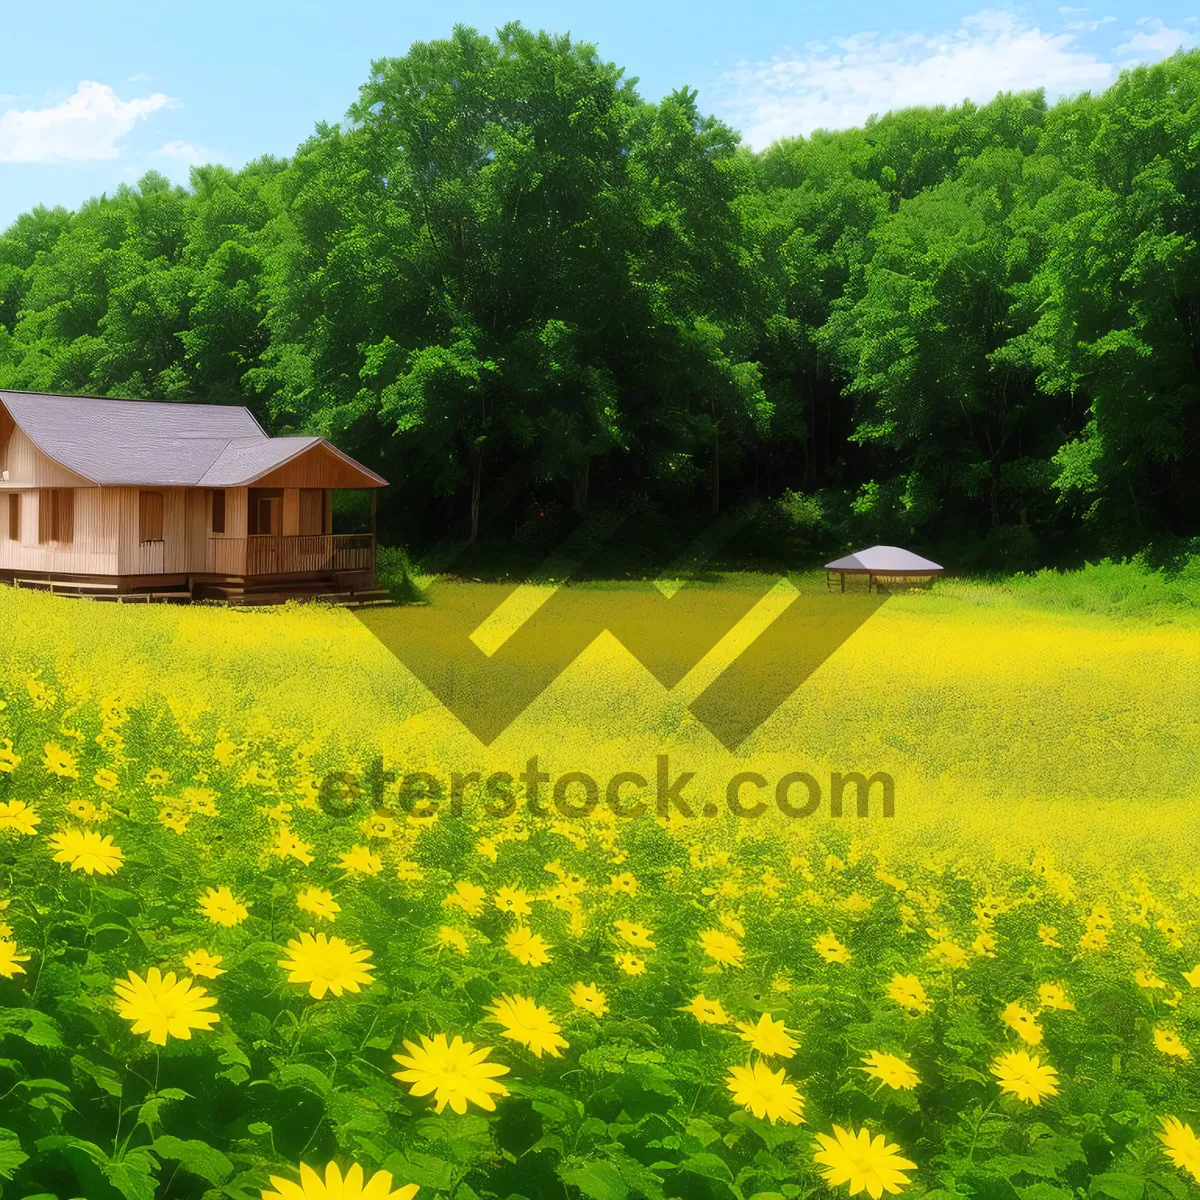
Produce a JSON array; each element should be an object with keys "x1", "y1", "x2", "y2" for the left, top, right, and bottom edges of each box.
[{"x1": 247, "y1": 488, "x2": 284, "y2": 575}]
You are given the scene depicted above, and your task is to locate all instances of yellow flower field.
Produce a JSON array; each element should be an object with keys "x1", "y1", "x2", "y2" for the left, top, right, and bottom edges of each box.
[{"x1": 0, "y1": 576, "x2": 1197, "y2": 1199}]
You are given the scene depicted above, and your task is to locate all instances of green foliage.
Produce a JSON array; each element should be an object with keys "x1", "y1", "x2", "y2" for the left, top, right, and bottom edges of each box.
[{"x1": 1, "y1": 32, "x2": 1199, "y2": 560}]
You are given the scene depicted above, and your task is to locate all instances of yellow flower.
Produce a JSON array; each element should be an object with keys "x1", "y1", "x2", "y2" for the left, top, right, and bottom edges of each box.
[
  {"x1": 0, "y1": 941, "x2": 31, "y2": 979},
  {"x1": 271, "y1": 826, "x2": 315, "y2": 866},
  {"x1": 608, "y1": 872, "x2": 638, "y2": 896},
  {"x1": 1157, "y1": 1116, "x2": 1200, "y2": 1185},
  {"x1": 198, "y1": 886, "x2": 250, "y2": 927},
  {"x1": 392, "y1": 1033, "x2": 511, "y2": 1115},
  {"x1": 338, "y1": 845, "x2": 382, "y2": 876},
  {"x1": 262, "y1": 1161, "x2": 419, "y2": 1200},
  {"x1": 1136, "y1": 969, "x2": 1168, "y2": 990},
  {"x1": 699, "y1": 929, "x2": 744, "y2": 968},
  {"x1": 725, "y1": 1061, "x2": 805, "y2": 1125},
  {"x1": 49, "y1": 828, "x2": 123, "y2": 875},
  {"x1": 929, "y1": 940, "x2": 968, "y2": 969},
  {"x1": 494, "y1": 886, "x2": 534, "y2": 917},
  {"x1": 1037, "y1": 982, "x2": 1075, "y2": 1011},
  {"x1": 886, "y1": 974, "x2": 931, "y2": 1015},
  {"x1": 486, "y1": 994, "x2": 568, "y2": 1058},
  {"x1": 475, "y1": 837, "x2": 498, "y2": 863},
  {"x1": 180, "y1": 787, "x2": 219, "y2": 816},
  {"x1": 735, "y1": 1013, "x2": 799, "y2": 1059},
  {"x1": 67, "y1": 799, "x2": 103, "y2": 823},
  {"x1": 569, "y1": 982, "x2": 609, "y2": 1016},
  {"x1": 505, "y1": 927, "x2": 552, "y2": 967},
  {"x1": 431, "y1": 924, "x2": 468, "y2": 955},
  {"x1": 614, "y1": 919, "x2": 655, "y2": 950},
  {"x1": 814, "y1": 932, "x2": 851, "y2": 964},
  {"x1": 297, "y1": 887, "x2": 340, "y2": 922},
  {"x1": 990, "y1": 1050, "x2": 1060, "y2": 1105},
  {"x1": 614, "y1": 952, "x2": 646, "y2": 975},
  {"x1": 443, "y1": 880, "x2": 487, "y2": 917},
  {"x1": 812, "y1": 1125, "x2": 916, "y2": 1197},
  {"x1": 0, "y1": 740, "x2": 20, "y2": 774},
  {"x1": 861, "y1": 1051, "x2": 920, "y2": 1090},
  {"x1": 1154, "y1": 1028, "x2": 1190, "y2": 1060},
  {"x1": 113, "y1": 968, "x2": 220, "y2": 1045},
  {"x1": 1037, "y1": 924, "x2": 1061, "y2": 947},
  {"x1": 260, "y1": 801, "x2": 294, "y2": 823},
  {"x1": 680, "y1": 993, "x2": 731, "y2": 1025},
  {"x1": 1183, "y1": 965, "x2": 1200, "y2": 988},
  {"x1": 43, "y1": 743, "x2": 78, "y2": 779},
  {"x1": 972, "y1": 932, "x2": 997, "y2": 957},
  {"x1": 1001, "y1": 1002, "x2": 1044, "y2": 1045},
  {"x1": 0, "y1": 800, "x2": 40, "y2": 836},
  {"x1": 144, "y1": 767, "x2": 170, "y2": 787},
  {"x1": 396, "y1": 860, "x2": 424, "y2": 882},
  {"x1": 278, "y1": 932, "x2": 375, "y2": 1000},
  {"x1": 360, "y1": 812, "x2": 396, "y2": 840},
  {"x1": 158, "y1": 806, "x2": 191, "y2": 835},
  {"x1": 183, "y1": 949, "x2": 225, "y2": 979}
]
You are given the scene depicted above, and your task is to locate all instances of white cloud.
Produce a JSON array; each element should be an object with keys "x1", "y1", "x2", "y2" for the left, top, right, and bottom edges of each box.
[
  {"x1": 0, "y1": 81, "x2": 174, "y2": 163},
  {"x1": 1064, "y1": 15, "x2": 1116, "y2": 32},
  {"x1": 128, "y1": 72, "x2": 153, "y2": 83},
  {"x1": 719, "y1": 9, "x2": 1119, "y2": 147},
  {"x1": 156, "y1": 139, "x2": 208, "y2": 163},
  {"x1": 1116, "y1": 17, "x2": 1198, "y2": 58}
]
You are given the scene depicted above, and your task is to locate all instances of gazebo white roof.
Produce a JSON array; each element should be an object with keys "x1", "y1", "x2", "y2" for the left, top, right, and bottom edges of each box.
[{"x1": 825, "y1": 545, "x2": 943, "y2": 573}]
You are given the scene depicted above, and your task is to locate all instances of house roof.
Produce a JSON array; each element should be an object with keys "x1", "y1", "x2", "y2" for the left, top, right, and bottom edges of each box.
[
  {"x1": 825, "y1": 545, "x2": 944, "y2": 572},
  {"x1": 0, "y1": 390, "x2": 387, "y2": 488}
]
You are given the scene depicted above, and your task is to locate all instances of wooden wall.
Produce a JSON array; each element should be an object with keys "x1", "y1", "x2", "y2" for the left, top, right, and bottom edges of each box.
[
  {"x1": 1, "y1": 470, "x2": 348, "y2": 582},
  {"x1": 0, "y1": 488, "x2": 119, "y2": 576},
  {"x1": 1, "y1": 427, "x2": 92, "y2": 488},
  {"x1": 254, "y1": 443, "x2": 384, "y2": 489}
]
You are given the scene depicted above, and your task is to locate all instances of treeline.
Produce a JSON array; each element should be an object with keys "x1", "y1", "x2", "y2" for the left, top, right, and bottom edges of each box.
[{"x1": 1, "y1": 24, "x2": 1198, "y2": 568}]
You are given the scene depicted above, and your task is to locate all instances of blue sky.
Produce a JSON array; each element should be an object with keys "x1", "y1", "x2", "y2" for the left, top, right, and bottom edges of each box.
[{"x1": 2, "y1": 0, "x2": 1197, "y2": 229}]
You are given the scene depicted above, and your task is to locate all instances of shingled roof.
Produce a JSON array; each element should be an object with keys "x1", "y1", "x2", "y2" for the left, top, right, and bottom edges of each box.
[{"x1": 0, "y1": 391, "x2": 386, "y2": 488}]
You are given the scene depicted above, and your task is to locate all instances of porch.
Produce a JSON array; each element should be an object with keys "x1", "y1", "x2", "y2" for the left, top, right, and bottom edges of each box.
[{"x1": 207, "y1": 532, "x2": 376, "y2": 578}]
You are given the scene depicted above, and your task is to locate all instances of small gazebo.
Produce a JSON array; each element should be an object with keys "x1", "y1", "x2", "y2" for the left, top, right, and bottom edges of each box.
[{"x1": 825, "y1": 545, "x2": 944, "y2": 592}]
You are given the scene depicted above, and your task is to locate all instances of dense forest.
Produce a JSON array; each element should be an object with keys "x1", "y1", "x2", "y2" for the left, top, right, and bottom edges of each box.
[{"x1": 1, "y1": 24, "x2": 1198, "y2": 569}]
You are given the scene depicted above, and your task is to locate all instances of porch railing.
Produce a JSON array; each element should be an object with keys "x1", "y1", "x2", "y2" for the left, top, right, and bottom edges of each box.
[{"x1": 209, "y1": 534, "x2": 375, "y2": 577}]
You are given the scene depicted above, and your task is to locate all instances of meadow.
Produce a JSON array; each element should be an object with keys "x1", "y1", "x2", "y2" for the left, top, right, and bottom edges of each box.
[{"x1": 0, "y1": 565, "x2": 1198, "y2": 1200}]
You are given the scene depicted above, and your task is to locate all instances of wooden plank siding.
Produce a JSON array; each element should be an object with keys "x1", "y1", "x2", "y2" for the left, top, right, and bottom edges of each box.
[
  {"x1": 1, "y1": 427, "x2": 92, "y2": 488},
  {"x1": 0, "y1": 487, "x2": 119, "y2": 576},
  {"x1": 253, "y1": 444, "x2": 380, "y2": 490}
]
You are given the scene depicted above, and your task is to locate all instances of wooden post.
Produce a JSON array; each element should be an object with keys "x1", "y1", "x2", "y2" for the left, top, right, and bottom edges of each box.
[{"x1": 370, "y1": 491, "x2": 377, "y2": 537}]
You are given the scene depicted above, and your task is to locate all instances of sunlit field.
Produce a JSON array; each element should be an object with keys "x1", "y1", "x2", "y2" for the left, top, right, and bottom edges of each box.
[{"x1": 0, "y1": 572, "x2": 1198, "y2": 1200}]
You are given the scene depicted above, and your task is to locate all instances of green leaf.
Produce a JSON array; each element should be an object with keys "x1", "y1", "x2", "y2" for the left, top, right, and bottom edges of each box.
[
  {"x1": 0, "y1": 1127, "x2": 28, "y2": 1180},
  {"x1": 151, "y1": 1136, "x2": 233, "y2": 1185},
  {"x1": 71, "y1": 1053, "x2": 122, "y2": 1097},
  {"x1": 560, "y1": 1160, "x2": 630, "y2": 1200},
  {"x1": 273, "y1": 1062, "x2": 332, "y2": 1096},
  {"x1": 678, "y1": 1153, "x2": 734, "y2": 1184},
  {"x1": 1090, "y1": 1174, "x2": 1144, "y2": 1200},
  {"x1": 0, "y1": 1008, "x2": 63, "y2": 1048}
]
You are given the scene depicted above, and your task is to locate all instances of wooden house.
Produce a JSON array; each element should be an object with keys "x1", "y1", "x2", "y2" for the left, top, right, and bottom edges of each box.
[{"x1": 0, "y1": 390, "x2": 388, "y2": 603}]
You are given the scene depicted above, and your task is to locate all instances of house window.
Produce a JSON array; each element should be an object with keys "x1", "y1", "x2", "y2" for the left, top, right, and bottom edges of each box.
[
  {"x1": 139, "y1": 490, "x2": 164, "y2": 543},
  {"x1": 6, "y1": 495, "x2": 19, "y2": 542},
  {"x1": 299, "y1": 489, "x2": 326, "y2": 536},
  {"x1": 37, "y1": 489, "x2": 74, "y2": 545},
  {"x1": 211, "y1": 488, "x2": 226, "y2": 534},
  {"x1": 247, "y1": 488, "x2": 283, "y2": 536}
]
